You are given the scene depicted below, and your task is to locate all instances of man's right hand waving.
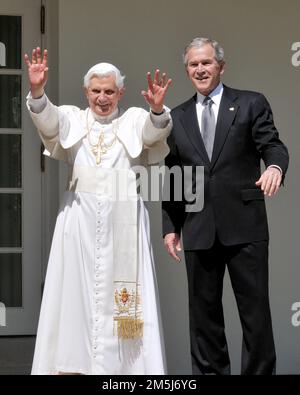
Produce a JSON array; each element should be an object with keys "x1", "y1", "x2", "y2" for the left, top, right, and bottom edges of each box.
[{"x1": 24, "y1": 47, "x2": 49, "y2": 98}]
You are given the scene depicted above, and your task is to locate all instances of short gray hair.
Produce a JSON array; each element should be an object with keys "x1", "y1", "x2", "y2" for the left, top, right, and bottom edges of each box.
[
  {"x1": 183, "y1": 37, "x2": 225, "y2": 66},
  {"x1": 83, "y1": 62, "x2": 125, "y2": 89}
]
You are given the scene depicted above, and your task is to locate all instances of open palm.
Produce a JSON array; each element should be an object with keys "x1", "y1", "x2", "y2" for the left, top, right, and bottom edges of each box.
[
  {"x1": 24, "y1": 47, "x2": 49, "y2": 94},
  {"x1": 142, "y1": 69, "x2": 172, "y2": 114}
]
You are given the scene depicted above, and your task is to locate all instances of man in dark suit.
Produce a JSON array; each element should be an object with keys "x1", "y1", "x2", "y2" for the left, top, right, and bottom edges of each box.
[{"x1": 162, "y1": 37, "x2": 289, "y2": 375}]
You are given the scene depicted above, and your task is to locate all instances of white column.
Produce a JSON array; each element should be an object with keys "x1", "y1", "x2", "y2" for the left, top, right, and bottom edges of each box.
[
  {"x1": 0, "y1": 302, "x2": 6, "y2": 327},
  {"x1": 0, "y1": 42, "x2": 6, "y2": 67}
]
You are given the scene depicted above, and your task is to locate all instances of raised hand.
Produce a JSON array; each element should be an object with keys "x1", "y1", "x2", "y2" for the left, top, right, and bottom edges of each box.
[
  {"x1": 141, "y1": 69, "x2": 172, "y2": 114},
  {"x1": 24, "y1": 47, "x2": 49, "y2": 98}
]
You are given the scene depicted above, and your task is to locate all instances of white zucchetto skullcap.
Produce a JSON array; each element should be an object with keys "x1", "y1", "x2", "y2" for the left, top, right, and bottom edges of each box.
[{"x1": 83, "y1": 62, "x2": 125, "y2": 89}]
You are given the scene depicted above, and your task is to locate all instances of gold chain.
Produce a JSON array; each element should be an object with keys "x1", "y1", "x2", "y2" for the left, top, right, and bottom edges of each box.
[{"x1": 86, "y1": 109, "x2": 118, "y2": 165}]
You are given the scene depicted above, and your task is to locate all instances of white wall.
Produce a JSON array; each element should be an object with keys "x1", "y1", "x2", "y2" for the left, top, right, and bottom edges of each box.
[
  {"x1": 42, "y1": 0, "x2": 60, "y2": 279},
  {"x1": 56, "y1": 0, "x2": 300, "y2": 374}
]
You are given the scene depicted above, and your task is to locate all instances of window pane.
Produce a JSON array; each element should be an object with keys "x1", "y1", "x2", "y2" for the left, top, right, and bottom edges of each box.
[
  {"x1": 0, "y1": 194, "x2": 21, "y2": 248},
  {"x1": 0, "y1": 254, "x2": 22, "y2": 307},
  {"x1": 0, "y1": 134, "x2": 21, "y2": 188},
  {"x1": 0, "y1": 75, "x2": 21, "y2": 129},
  {"x1": 0, "y1": 16, "x2": 21, "y2": 69}
]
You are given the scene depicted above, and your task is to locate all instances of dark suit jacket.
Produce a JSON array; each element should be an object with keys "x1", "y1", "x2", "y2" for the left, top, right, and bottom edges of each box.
[{"x1": 162, "y1": 85, "x2": 289, "y2": 250}]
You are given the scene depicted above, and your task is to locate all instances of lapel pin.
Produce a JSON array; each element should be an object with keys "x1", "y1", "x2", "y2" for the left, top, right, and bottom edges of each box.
[{"x1": 229, "y1": 107, "x2": 235, "y2": 111}]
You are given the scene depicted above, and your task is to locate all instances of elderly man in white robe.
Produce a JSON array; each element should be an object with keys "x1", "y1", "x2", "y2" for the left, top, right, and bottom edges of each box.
[{"x1": 25, "y1": 47, "x2": 172, "y2": 375}]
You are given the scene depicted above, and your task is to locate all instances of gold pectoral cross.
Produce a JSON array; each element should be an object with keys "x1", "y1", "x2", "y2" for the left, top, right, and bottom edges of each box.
[
  {"x1": 87, "y1": 120, "x2": 117, "y2": 165},
  {"x1": 92, "y1": 135, "x2": 109, "y2": 165},
  {"x1": 96, "y1": 148, "x2": 102, "y2": 165}
]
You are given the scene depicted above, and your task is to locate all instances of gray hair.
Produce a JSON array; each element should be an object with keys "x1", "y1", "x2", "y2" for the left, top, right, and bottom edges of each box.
[
  {"x1": 83, "y1": 62, "x2": 125, "y2": 89},
  {"x1": 183, "y1": 37, "x2": 225, "y2": 66}
]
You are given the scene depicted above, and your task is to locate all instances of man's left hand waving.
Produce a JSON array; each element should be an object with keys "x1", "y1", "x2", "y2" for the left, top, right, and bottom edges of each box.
[{"x1": 141, "y1": 69, "x2": 172, "y2": 114}]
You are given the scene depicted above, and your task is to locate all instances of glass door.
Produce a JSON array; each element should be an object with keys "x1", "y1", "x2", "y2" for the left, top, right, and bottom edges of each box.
[{"x1": 0, "y1": 0, "x2": 42, "y2": 335}]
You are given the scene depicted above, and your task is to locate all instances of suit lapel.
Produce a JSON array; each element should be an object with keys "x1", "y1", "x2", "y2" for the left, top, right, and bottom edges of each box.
[
  {"x1": 210, "y1": 86, "x2": 239, "y2": 168},
  {"x1": 179, "y1": 95, "x2": 210, "y2": 165}
]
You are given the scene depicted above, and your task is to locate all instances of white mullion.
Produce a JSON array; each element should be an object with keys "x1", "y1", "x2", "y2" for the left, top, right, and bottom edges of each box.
[
  {"x1": 0, "y1": 69, "x2": 22, "y2": 76},
  {"x1": 0, "y1": 189, "x2": 23, "y2": 194},
  {"x1": 0, "y1": 248, "x2": 23, "y2": 254},
  {"x1": 0, "y1": 129, "x2": 22, "y2": 134}
]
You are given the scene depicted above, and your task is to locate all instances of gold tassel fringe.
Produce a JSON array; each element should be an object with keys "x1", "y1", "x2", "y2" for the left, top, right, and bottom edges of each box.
[{"x1": 115, "y1": 318, "x2": 144, "y2": 339}]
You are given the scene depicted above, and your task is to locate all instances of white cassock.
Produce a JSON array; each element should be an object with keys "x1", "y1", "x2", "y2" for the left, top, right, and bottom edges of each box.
[{"x1": 27, "y1": 94, "x2": 172, "y2": 375}]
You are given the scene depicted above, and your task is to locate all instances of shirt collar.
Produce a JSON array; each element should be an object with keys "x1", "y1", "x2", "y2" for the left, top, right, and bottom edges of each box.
[{"x1": 196, "y1": 83, "x2": 224, "y2": 106}]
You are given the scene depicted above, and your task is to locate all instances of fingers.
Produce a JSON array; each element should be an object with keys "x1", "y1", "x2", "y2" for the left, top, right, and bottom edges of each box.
[
  {"x1": 164, "y1": 234, "x2": 181, "y2": 262},
  {"x1": 255, "y1": 168, "x2": 282, "y2": 196},
  {"x1": 31, "y1": 48, "x2": 35, "y2": 63},
  {"x1": 255, "y1": 177, "x2": 262, "y2": 187},
  {"x1": 36, "y1": 47, "x2": 42, "y2": 63},
  {"x1": 141, "y1": 90, "x2": 151, "y2": 102},
  {"x1": 26, "y1": 47, "x2": 48, "y2": 66},
  {"x1": 143, "y1": 69, "x2": 172, "y2": 110},
  {"x1": 32, "y1": 48, "x2": 38, "y2": 64},
  {"x1": 175, "y1": 238, "x2": 182, "y2": 252},
  {"x1": 263, "y1": 174, "x2": 281, "y2": 196},
  {"x1": 147, "y1": 69, "x2": 172, "y2": 89},
  {"x1": 147, "y1": 72, "x2": 154, "y2": 92},
  {"x1": 153, "y1": 69, "x2": 160, "y2": 85},
  {"x1": 268, "y1": 178, "x2": 280, "y2": 196},
  {"x1": 24, "y1": 53, "x2": 31, "y2": 67},
  {"x1": 164, "y1": 78, "x2": 172, "y2": 91},
  {"x1": 167, "y1": 243, "x2": 181, "y2": 262},
  {"x1": 42, "y1": 49, "x2": 48, "y2": 66}
]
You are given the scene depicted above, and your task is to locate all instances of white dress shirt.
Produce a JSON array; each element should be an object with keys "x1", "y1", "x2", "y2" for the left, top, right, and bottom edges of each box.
[{"x1": 196, "y1": 83, "x2": 223, "y2": 136}]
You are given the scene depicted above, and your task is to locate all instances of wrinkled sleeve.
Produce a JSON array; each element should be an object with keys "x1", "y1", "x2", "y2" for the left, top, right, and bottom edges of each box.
[
  {"x1": 140, "y1": 107, "x2": 172, "y2": 165},
  {"x1": 27, "y1": 93, "x2": 85, "y2": 162},
  {"x1": 26, "y1": 93, "x2": 68, "y2": 161}
]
